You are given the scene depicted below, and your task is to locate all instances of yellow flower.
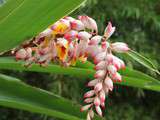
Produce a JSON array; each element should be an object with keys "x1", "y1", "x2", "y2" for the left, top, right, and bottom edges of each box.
[{"x1": 56, "y1": 38, "x2": 69, "y2": 62}]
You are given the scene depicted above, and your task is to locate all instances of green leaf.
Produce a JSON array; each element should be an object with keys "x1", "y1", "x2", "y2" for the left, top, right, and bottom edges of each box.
[
  {"x1": 0, "y1": 73, "x2": 102, "y2": 120},
  {"x1": 0, "y1": 0, "x2": 85, "y2": 52},
  {"x1": 0, "y1": 57, "x2": 160, "y2": 92},
  {"x1": 126, "y1": 50, "x2": 160, "y2": 74},
  {"x1": 0, "y1": 57, "x2": 94, "y2": 78},
  {"x1": 119, "y1": 68, "x2": 160, "y2": 92}
]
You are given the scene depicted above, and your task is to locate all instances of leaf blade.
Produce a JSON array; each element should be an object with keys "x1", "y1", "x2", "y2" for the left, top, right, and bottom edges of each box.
[
  {"x1": 0, "y1": 73, "x2": 102, "y2": 120},
  {"x1": 126, "y1": 50, "x2": 160, "y2": 74},
  {"x1": 0, "y1": 57, "x2": 159, "y2": 92}
]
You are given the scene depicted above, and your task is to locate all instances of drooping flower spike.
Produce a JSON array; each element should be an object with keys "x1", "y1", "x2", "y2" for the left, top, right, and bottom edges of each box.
[{"x1": 14, "y1": 15, "x2": 130, "y2": 120}]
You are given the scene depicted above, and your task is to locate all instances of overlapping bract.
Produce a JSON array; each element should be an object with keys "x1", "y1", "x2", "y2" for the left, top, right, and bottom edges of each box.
[{"x1": 14, "y1": 15, "x2": 129, "y2": 120}]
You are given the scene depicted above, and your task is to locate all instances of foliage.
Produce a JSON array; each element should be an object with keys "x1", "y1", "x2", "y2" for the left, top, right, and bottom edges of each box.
[{"x1": 0, "y1": 0, "x2": 160, "y2": 120}]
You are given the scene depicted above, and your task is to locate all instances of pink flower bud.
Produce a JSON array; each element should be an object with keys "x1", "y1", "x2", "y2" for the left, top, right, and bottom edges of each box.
[
  {"x1": 104, "y1": 22, "x2": 115, "y2": 39},
  {"x1": 112, "y1": 59, "x2": 121, "y2": 70},
  {"x1": 64, "y1": 30, "x2": 78, "y2": 42},
  {"x1": 107, "y1": 65, "x2": 117, "y2": 75},
  {"x1": 84, "y1": 98, "x2": 94, "y2": 103},
  {"x1": 104, "y1": 77, "x2": 113, "y2": 91},
  {"x1": 111, "y1": 42, "x2": 130, "y2": 53},
  {"x1": 80, "y1": 104, "x2": 92, "y2": 112},
  {"x1": 99, "y1": 90, "x2": 105, "y2": 103},
  {"x1": 112, "y1": 72, "x2": 122, "y2": 82},
  {"x1": 78, "y1": 31, "x2": 92, "y2": 41},
  {"x1": 94, "y1": 61, "x2": 106, "y2": 70},
  {"x1": 94, "y1": 82, "x2": 103, "y2": 93},
  {"x1": 70, "y1": 20, "x2": 85, "y2": 31},
  {"x1": 101, "y1": 41, "x2": 110, "y2": 50},
  {"x1": 94, "y1": 52, "x2": 106, "y2": 64},
  {"x1": 105, "y1": 54, "x2": 113, "y2": 64},
  {"x1": 84, "y1": 90, "x2": 95, "y2": 98},
  {"x1": 94, "y1": 96, "x2": 101, "y2": 106},
  {"x1": 94, "y1": 70, "x2": 106, "y2": 79},
  {"x1": 89, "y1": 35, "x2": 102, "y2": 45},
  {"x1": 113, "y1": 56, "x2": 125, "y2": 69},
  {"x1": 78, "y1": 15, "x2": 98, "y2": 33},
  {"x1": 87, "y1": 45, "x2": 102, "y2": 57},
  {"x1": 95, "y1": 106, "x2": 102, "y2": 117},
  {"x1": 16, "y1": 49, "x2": 27, "y2": 60},
  {"x1": 26, "y1": 47, "x2": 32, "y2": 58},
  {"x1": 88, "y1": 79, "x2": 99, "y2": 87}
]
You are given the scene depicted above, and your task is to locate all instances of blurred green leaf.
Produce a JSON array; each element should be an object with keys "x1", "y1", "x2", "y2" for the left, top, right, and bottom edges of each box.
[
  {"x1": 126, "y1": 50, "x2": 160, "y2": 74},
  {"x1": 0, "y1": 0, "x2": 85, "y2": 53},
  {"x1": 0, "y1": 57, "x2": 159, "y2": 92},
  {"x1": 0, "y1": 73, "x2": 102, "y2": 120}
]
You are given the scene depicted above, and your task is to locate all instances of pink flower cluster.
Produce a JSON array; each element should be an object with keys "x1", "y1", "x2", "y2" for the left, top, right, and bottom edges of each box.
[{"x1": 13, "y1": 15, "x2": 130, "y2": 120}]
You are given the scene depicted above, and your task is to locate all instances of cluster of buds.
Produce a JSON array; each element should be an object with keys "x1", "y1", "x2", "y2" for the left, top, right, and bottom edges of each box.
[
  {"x1": 13, "y1": 15, "x2": 130, "y2": 120},
  {"x1": 80, "y1": 22, "x2": 129, "y2": 120}
]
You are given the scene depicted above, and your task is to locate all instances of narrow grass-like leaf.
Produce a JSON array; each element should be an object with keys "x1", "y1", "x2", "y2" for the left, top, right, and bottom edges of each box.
[
  {"x1": 126, "y1": 50, "x2": 160, "y2": 74},
  {"x1": 0, "y1": 57, "x2": 159, "y2": 92},
  {"x1": 0, "y1": 73, "x2": 102, "y2": 120},
  {"x1": 0, "y1": 0, "x2": 85, "y2": 52}
]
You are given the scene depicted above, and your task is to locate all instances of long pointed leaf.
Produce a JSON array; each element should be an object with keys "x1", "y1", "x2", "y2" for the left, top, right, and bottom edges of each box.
[
  {"x1": 0, "y1": 57, "x2": 159, "y2": 92},
  {"x1": 0, "y1": 73, "x2": 102, "y2": 120},
  {"x1": 126, "y1": 50, "x2": 160, "y2": 74}
]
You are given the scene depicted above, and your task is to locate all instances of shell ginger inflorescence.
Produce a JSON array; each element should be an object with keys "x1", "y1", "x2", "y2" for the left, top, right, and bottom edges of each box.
[{"x1": 14, "y1": 15, "x2": 130, "y2": 120}]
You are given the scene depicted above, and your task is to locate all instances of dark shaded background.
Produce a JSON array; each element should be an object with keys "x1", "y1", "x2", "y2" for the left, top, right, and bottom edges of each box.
[{"x1": 0, "y1": 0, "x2": 160, "y2": 120}]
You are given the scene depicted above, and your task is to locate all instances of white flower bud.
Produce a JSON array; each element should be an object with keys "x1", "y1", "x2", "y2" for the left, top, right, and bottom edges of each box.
[
  {"x1": 94, "y1": 82, "x2": 103, "y2": 93},
  {"x1": 84, "y1": 90, "x2": 95, "y2": 98},
  {"x1": 84, "y1": 98, "x2": 94, "y2": 103},
  {"x1": 94, "y1": 52, "x2": 106, "y2": 64},
  {"x1": 94, "y1": 70, "x2": 106, "y2": 79},
  {"x1": 94, "y1": 96, "x2": 101, "y2": 106},
  {"x1": 78, "y1": 15, "x2": 98, "y2": 33},
  {"x1": 112, "y1": 72, "x2": 122, "y2": 82},
  {"x1": 104, "y1": 22, "x2": 115, "y2": 39},
  {"x1": 104, "y1": 77, "x2": 113, "y2": 91},
  {"x1": 111, "y1": 42, "x2": 130, "y2": 53},
  {"x1": 16, "y1": 49, "x2": 27, "y2": 60},
  {"x1": 78, "y1": 31, "x2": 92, "y2": 41},
  {"x1": 94, "y1": 61, "x2": 106, "y2": 70},
  {"x1": 107, "y1": 65, "x2": 117, "y2": 75},
  {"x1": 89, "y1": 35, "x2": 102, "y2": 45},
  {"x1": 70, "y1": 20, "x2": 85, "y2": 31},
  {"x1": 99, "y1": 90, "x2": 105, "y2": 103},
  {"x1": 88, "y1": 79, "x2": 99, "y2": 87}
]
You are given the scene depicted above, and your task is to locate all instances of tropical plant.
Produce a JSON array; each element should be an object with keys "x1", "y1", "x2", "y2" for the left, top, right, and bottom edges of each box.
[{"x1": 0, "y1": 0, "x2": 159, "y2": 120}]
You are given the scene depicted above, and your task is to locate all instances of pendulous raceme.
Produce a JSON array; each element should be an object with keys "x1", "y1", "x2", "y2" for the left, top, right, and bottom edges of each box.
[{"x1": 13, "y1": 15, "x2": 130, "y2": 120}]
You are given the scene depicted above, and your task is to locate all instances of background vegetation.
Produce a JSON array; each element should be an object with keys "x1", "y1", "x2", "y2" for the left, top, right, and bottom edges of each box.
[{"x1": 0, "y1": 0, "x2": 160, "y2": 120}]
